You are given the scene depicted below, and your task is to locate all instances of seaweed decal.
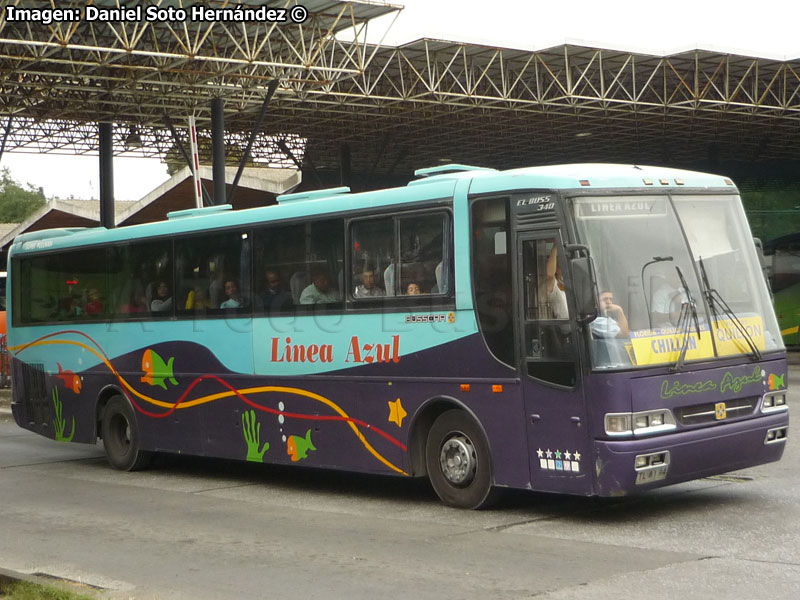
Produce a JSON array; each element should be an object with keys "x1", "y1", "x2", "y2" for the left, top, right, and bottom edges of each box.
[
  {"x1": 242, "y1": 409, "x2": 270, "y2": 463},
  {"x1": 52, "y1": 388, "x2": 75, "y2": 442}
]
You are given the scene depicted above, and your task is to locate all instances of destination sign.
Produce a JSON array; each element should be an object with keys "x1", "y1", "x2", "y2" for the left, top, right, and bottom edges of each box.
[{"x1": 576, "y1": 198, "x2": 667, "y2": 218}]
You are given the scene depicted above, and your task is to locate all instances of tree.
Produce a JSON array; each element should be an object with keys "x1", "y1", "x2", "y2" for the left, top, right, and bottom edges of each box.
[{"x1": 0, "y1": 167, "x2": 46, "y2": 222}]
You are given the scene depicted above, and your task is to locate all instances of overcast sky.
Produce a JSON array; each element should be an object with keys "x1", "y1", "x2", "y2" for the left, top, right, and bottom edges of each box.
[{"x1": 3, "y1": 0, "x2": 798, "y2": 201}]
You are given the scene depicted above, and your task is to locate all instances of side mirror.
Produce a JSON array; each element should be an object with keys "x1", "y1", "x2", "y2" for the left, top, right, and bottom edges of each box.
[{"x1": 570, "y1": 256, "x2": 598, "y2": 323}]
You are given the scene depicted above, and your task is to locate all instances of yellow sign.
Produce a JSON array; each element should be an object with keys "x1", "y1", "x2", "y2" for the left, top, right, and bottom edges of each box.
[
  {"x1": 629, "y1": 327, "x2": 714, "y2": 366},
  {"x1": 712, "y1": 316, "x2": 766, "y2": 357},
  {"x1": 715, "y1": 402, "x2": 727, "y2": 420},
  {"x1": 628, "y1": 316, "x2": 765, "y2": 366}
]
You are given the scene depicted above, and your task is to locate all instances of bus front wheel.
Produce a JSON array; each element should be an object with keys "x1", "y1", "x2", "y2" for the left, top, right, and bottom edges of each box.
[
  {"x1": 425, "y1": 410, "x2": 496, "y2": 509},
  {"x1": 102, "y1": 395, "x2": 151, "y2": 471}
]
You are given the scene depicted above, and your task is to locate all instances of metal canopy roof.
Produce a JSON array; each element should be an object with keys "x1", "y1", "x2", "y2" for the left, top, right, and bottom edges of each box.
[{"x1": 2, "y1": 1, "x2": 800, "y2": 181}]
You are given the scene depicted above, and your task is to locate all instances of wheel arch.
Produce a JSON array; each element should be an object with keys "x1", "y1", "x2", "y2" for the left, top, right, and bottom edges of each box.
[{"x1": 407, "y1": 395, "x2": 492, "y2": 479}]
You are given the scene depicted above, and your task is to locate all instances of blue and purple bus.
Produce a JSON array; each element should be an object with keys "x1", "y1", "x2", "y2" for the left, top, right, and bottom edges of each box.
[{"x1": 6, "y1": 164, "x2": 789, "y2": 508}]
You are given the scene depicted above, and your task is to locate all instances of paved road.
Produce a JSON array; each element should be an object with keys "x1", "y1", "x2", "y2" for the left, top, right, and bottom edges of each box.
[{"x1": 0, "y1": 369, "x2": 798, "y2": 600}]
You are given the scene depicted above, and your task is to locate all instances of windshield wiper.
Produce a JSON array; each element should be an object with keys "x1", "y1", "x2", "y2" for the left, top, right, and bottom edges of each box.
[
  {"x1": 698, "y1": 257, "x2": 762, "y2": 361},
  {"x1": 671, "y1": 266, "x2": 701, "y2": 372}
]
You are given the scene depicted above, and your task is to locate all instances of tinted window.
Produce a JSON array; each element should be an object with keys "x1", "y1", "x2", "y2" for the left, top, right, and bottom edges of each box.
[
  {"x1": 109, "y1": 241, "x2": 172, "y2": 318},
  {"x1": 15, "y1": 248, "x2": 109, "y2": 324},
  {"x1": 350, "y1": 211, "x2": 449, "y2": 300},
  {"x1": 176, "y1": 231, "x2": 251, "y2": 316},
  {"x1": 254, "y1": 219, "x2": 344, "y2": 312},
  {"x1": 471, "y1": 197, "x2": 513, "y2": 365}
]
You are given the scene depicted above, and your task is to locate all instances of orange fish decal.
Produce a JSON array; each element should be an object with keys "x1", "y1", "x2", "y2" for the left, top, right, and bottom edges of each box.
[
  {"x1": 141, "y1": 349, "x2": 178, "y2": 390},
  {"x1": 56, "y1": 363, "x2": 81, "y2": 394},
  {"x1": 287, "y1": 429, "x2": 316, "y2": 462}
]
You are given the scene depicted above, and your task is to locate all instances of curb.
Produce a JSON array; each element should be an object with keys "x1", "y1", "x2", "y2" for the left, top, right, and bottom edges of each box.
[{"x1": 0, "y1": 567, "x2": 105, "y2": 598}]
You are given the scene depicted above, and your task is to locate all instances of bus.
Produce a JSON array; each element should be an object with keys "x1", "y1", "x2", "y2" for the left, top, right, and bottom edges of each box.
[
  {"x1": 6, "y1": 163, "x2": 789, "y2": 508},
  {"x1": 763, "y1": 233, "x2": 800, "y2": 345}
]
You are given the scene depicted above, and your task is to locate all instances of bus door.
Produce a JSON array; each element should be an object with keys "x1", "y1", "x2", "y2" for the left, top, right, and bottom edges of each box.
[{"x1": 515, "y1": 232, "x2": 591, "y2": 494}]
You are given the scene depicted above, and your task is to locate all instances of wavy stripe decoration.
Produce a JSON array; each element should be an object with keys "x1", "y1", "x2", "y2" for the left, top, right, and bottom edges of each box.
[{"x1": 11, "y1": 331, "x2": 408, "y2": 476}]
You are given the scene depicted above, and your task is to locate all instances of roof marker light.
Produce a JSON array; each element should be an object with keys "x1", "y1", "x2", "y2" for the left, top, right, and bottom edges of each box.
[
  {"x1": 659, "y1": 178, "x2": 669, "y2": 185},
  {"x1": 674, "y1": 178, "x2": 685, "y2": 185},
  {"x1": 724, "y1": 178, "x2": 734, "y2": 186},
  {"x1": 579, "y1": 180, "x2": 591, "y2": 187},
  {"x1": 643, "y1": 179, "x2": 654, "y2": 185}
]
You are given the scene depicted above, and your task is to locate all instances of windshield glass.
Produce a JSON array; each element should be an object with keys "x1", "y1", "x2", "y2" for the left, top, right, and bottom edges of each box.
[{"x1": 572, "y1": 194, "x2": 783, "y2": 370}]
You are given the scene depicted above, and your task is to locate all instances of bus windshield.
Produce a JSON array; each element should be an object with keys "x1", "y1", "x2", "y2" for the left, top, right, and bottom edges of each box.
[{"x1": 572, "y1": 193, "x2": 783, "y2": 370}]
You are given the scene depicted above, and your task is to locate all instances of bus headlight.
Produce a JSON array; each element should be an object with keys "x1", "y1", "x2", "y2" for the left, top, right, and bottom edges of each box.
[
  {"x1": 762, "y1": 392, "x2": 788, "y2": 413},
  {"x1": 605, "y1": 413, "x2": 631, "y2": 436},
  {"x1": 605, "y1": 410, "x2": 676, "y2": 437}
]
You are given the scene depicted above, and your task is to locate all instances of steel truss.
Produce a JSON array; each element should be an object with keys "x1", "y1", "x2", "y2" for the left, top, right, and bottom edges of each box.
[{"x1": 2, "y1": 1, "x2": 800, "y2": 176}]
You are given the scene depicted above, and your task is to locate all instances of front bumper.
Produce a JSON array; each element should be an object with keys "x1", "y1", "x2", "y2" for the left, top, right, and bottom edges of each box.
[{"x1": 593, "y1": 411, "x2": 789, "y2": 496}]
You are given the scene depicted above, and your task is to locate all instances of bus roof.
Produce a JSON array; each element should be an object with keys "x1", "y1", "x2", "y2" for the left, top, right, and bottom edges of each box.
[{"x1": 9, "y1": 163, "x2": 736, "y2": 255}]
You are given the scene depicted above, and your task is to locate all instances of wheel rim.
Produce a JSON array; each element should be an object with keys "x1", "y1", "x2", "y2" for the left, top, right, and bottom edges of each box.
[{"x1": 439, "y1": 434, "x2": 477, "y2": 486}]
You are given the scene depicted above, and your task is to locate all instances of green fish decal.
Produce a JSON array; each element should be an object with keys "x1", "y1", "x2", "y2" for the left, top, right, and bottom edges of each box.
[
  {"x1": 287, "y1": 429, "x2": 316, "y2": 462},
  {"x1": 141, "y1": 349, "x2": 178, "y2": 390},
  {"x1": 768, "y1": 373, "x2": 785, "y2": 391}
]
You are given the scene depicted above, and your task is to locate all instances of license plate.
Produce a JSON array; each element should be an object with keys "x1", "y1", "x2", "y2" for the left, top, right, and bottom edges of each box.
[{"x1": 636, "y1": 466, "x2": 668, "y2": 485}]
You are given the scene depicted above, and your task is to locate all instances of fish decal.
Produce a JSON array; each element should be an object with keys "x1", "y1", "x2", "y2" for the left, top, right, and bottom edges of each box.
[
  {"x1": 768, "y1": 373, "x2": 785, "y2": 391},
  {"x1": 287, "y1": 429, "x2": 316, "y2": 462},
  {"x1": 56, "y1": 362, "x2": 82, "y2": 394},
  {"x1": 141, "y1": 349, "x2": 178, "y2": 390}
]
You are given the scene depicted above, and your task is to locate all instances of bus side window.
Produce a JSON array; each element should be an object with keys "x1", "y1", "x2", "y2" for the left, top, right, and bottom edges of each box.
[
  {"x1": 349, "y1": 211, "x2": 450, "y2": 302},
  {"x1": 175, "y1": 232, "x2": 250, "y2": 315},
  {"x1": 110, "y1": 241, "x2": 171, "y2": 319},
  {"x1": 398, "y1": 214, "x2": 448, "y2": 296},
  {"x1": 254, "y1": 219, "x2": 344, "y2": 313},
  {"x1": 471, "y1": 197, "x2": 514, "y2": 367},
  {"x1": 351, "y1": 217, "x2": 393, "y2": 298}
]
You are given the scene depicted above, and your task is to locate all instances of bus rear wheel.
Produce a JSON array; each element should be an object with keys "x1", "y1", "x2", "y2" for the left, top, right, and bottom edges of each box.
[
  {"x1": 102, "y1": 395, "x2": 151, "y2": 471},
  {"x1": 425, "y1": 409, "x2": 495, "y2": 509}
]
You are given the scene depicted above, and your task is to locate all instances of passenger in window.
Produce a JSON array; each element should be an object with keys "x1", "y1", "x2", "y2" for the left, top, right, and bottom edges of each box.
[
  {"x1": 591, "y1": 290, "x2": 630, "y2": 338},
  {"x1": 220, "y1": 279, "x2": 245, "y2": 309},
  {"x1": 185, "y1": 286, "x2": 212, "y2": 311},
  {"x1": 260, "y1": 270, "x2": 293, "y2": 312},
  {"x1": 299, "y1": 270, "x2": 340, "y2": 304},
  {"x1": 544, "y1": 244, "x2": 568, "y2": 319},
  {"x1": 85, "y1": 288, "x2": 103, "y2": 315},
  {"x1": 406, "y1": 282, "x2": 421, "y2": 295},
  {"x1": 150, "y1": 280, "x2": 173, "y2": 312},
  {"x1": 354, "y1": 268, "x2": 385, "y2": 298}
]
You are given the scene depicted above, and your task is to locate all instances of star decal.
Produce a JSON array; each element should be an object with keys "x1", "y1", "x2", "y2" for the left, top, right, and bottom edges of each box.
[
  {"x1": 564, "y1": 450, "x2": 572, "y2": 460},
  {"x1": 536, "y1": 448, "x2": 544, "y2": 458},
  {"x1": 387, "y1": 398, "x2": 407, "y2": 427},
  {"x1": 555, "y1": 450, "x2": 562, "y2": 459},
  {"x1": 545, "y1": 449, "x2": 553, "y2": 459},
  {"x1": 573, "y1": 450, "x2": 581, "y2": 461}
]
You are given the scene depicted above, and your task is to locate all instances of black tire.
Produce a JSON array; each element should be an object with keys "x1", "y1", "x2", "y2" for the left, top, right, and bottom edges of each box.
[
  {"x1": 425, "y1": 409, "x2": 496, "y2": 509},
  {"x1": 102, "y1": 395, "x2": 151, "y2": 471}
]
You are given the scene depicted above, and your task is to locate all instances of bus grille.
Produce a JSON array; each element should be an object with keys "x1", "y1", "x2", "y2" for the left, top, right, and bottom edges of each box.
[
  {"x1": 18, "y1": 361, "x2": 49, "y2": 425},
  {"x1": 674, "y1": 396, "x2": 758, "y2": 426}
]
